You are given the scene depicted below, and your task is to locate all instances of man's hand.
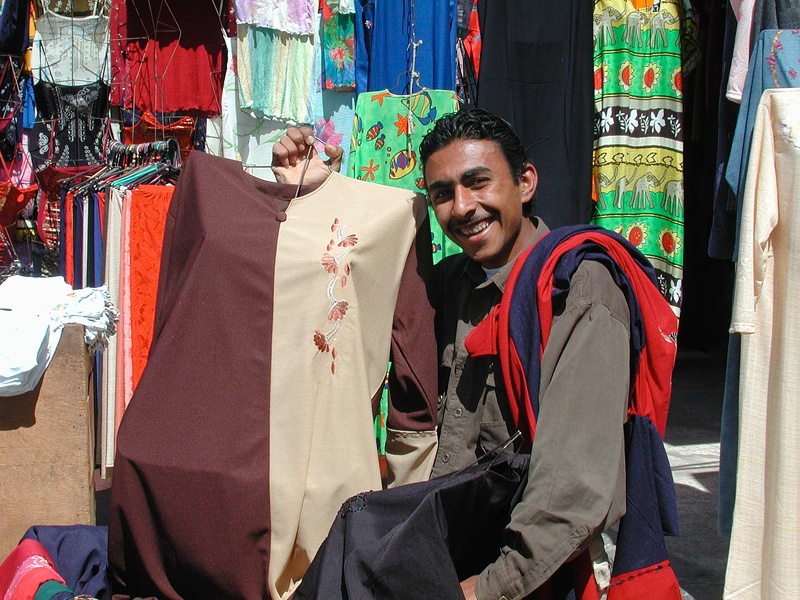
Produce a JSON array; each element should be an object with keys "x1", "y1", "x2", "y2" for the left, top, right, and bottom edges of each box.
[
  {"x1": 460, "y1": 575, "x2": 478, "y2": 600},
  {"x1": 271, "y1": 126, "x2": 344, "y2": 186}
]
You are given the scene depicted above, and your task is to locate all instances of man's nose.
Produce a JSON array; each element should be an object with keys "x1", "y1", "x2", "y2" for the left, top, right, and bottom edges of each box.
[{"x1": 452, "y1": 187, "x2": 476, "y2": 218}]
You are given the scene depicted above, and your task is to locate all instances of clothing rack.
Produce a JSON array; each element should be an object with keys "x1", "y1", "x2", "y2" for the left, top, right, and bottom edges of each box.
[{"x1": 105, "y1": 137, "x2": 181, "y2": 169}]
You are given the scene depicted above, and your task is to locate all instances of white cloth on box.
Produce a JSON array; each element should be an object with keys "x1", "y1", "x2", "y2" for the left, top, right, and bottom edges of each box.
[{"x1": 0, "y1": 275, "x2": 118, "y2": 396}]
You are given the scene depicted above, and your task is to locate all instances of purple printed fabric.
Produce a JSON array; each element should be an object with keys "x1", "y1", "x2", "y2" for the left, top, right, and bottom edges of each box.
[{"x1": 235, "y1": 0, "x2": 316, "y2": 35}]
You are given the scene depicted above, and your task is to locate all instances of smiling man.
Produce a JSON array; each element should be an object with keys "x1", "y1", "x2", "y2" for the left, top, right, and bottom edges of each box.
[
  {"x1": 419, "y1": 109, "x2": 632, "y2": 600},
  {"x1": 271, "y1": 109, "x2": 644, "y2": 600}
]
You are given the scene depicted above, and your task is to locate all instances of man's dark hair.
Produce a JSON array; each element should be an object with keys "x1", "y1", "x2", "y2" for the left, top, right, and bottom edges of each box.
[{"x1": 419, "y1": 108, "x2": 536, "y2": 215}]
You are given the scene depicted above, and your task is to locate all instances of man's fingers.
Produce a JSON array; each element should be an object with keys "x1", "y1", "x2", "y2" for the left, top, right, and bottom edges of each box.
[{"x1": 326, "y1": 144, "x2": 344, "y2": 173}]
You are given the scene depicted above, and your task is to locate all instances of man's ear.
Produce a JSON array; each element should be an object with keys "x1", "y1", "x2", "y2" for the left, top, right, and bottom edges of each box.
[{"x1": 520, "y1": 163, "x2": 538, "y2": 206}]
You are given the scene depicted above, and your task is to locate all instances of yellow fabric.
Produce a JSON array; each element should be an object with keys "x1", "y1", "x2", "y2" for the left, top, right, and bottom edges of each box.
[{"x1": 268, "y1": 172, "x2": 429, "y2": 598}]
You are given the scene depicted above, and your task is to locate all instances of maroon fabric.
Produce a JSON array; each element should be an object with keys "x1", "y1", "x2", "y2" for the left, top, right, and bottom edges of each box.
[
  {"x1": 386, "y1": 218, "x2": 438, "y2": 432},
  {"x1": 108, "y1": 152, "x2": 437, "y2": 599},
  {"x1": 109, "y1": 152, "x2": 281, "y2": 599}
]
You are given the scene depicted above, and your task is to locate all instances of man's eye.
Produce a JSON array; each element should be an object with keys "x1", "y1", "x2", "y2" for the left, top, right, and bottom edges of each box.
[
  {"x1": 472, "y1": 178, "x2": 489, "y2": 186},
  {"x1": 433, "y1": 190, "x2": 452, "y2": 202}
]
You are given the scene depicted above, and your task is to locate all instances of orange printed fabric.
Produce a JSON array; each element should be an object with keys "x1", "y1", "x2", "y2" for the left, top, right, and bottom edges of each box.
[{"x1": 128, "y1": 185, "x2": 174, "y2": 393}]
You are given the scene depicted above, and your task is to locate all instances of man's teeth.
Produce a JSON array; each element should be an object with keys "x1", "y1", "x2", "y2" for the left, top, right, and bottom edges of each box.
[{"x1": 460, "y1": 221, "x2": 490, "y2": 235}]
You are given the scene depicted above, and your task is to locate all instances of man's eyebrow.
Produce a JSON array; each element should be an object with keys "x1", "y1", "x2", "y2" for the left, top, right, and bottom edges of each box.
[
  {"x1": 460, "y1": 166, "x2": 492, "y2": 180},
  {"x1": 427, "y1": 167, "x2": 493, "y2": 193}
]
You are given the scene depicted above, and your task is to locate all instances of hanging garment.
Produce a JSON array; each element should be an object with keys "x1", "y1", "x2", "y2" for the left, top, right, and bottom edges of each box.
[
  {"x1": 727, "y1": 0, "x2": 757, "y2": 103},
  {"x1": 127, "y1": 184, "x2": 173, "y2": 396},
  {"x1": 30, "y1": 6, "x2": 110, "y2": 85},
  {"x1": 476, "y1": 0, "x2": 594, "y2": 231},
  {"x1": 724, "y1": 88, "x2": 800, "y2": 600},
  {"x1": 110, "y1": 0, "x2": 225, "y2": 117},
  {"x1": 751, "y1": 0, "x2": 800, "y2": 45},
  {"x1": 208, "y1": 20, "x2": 355, "y2": 179},
  {"x1": 348, "y1": 89, "x2": 461, "y2": 264},
  {"x1": 236, "y1": 22, "x2": 316, "y2": 123},
  {"x1": 35, "y1": 165, "x2": 90, "y2": 250},
  {"x1": 0, "y1": 56, "x2": 22, "y2": 139},
  {"x1": 321, "y1": 0, "x2": 355, "y2": 91},
  {"x1": 716, "y1": 32, "x2": 800, "y2": 535},
  {"x1": 234, "y1": 0, "x2": 315, "y2": 35},
  {"x1": 100, "y1": 185, "x2": 124, "y2": 475},
  {"x1": 354, "y1": 0, "x2": 457, "y2": 95},
  {"x1": 30, "y1": 80, "x2": 109, "y2": 170},
  {"x1": 109, "y1": 152, "x2": 438, "y2": 600},
  {"x1": 0, "y1": 0, "x2": 30, "y2": 55},
  {"x1": 591, "y1": 0, "x2": 686, "y2": 315},
  {"x1": 726, "y1": 29, "x2": 800, "y2": 248},
  {"x1": 122, "y1": 111, "x2": 196, "y2": 162}
]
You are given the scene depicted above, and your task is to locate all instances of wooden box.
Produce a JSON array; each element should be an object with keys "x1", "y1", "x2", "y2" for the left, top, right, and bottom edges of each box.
[{"x1": 0, "y1": 325, "x2": 94, "y2": 558}]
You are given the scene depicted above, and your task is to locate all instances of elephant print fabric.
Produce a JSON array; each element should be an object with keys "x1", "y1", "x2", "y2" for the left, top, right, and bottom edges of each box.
[
  {"x1": 349, "y1": 89, "x2": 461, "y2": 264},
  {"x1": 592, "y1": 0, "x2": 687, "y2": 314}
]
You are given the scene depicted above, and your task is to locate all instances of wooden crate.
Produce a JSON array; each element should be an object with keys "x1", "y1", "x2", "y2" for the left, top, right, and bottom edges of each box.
[{"x1": 0, "y1": 325, "x2": 94, "y2": 558}]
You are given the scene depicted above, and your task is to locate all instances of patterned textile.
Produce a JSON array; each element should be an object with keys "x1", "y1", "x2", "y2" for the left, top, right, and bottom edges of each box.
[
  {"x1": 234, "y1": 0, "x2": 315, "y2": 35},
  {"x1": 591, "y1": 0, "x2": 686, "y2": 314},
  {"x1": 30, "y1": 8, "x2": 110, "y2": 85},
  {"x1": 321, "y1": 0, "x2": 355, "y2": 91},
  {"x1": 208, "y1": 25, "x2": 354, "y2": 179},
  {"x1": 348, "y1": 89, "x2": 461, "y2": 264},
  {"x1": 30, "y1": 80, "x2": 109, "y2": 170}
]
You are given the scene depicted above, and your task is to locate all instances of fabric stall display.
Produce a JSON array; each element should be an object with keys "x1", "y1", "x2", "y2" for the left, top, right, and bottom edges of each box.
[
  {"x1": 109, "y1": 0, "x2": 225, "y2": 117},
  {"x1": 34, "y1": 164, "x2": 95, "y2": 253},
  {"x1": 236, "y1": 22, "x2": 316, "y2": 123},
  {"x1": 78, "y1": 139, "x2": 180, "y2": 476},
  {"x1": 0, "y1": 56, "x2": 25, "y2": 162},
  {"x1": 454, "y1": 0, "x2": 480, "y2": 108},
  {"x1": 29, "y1": 0, "x2": 110, "y2": 86},
  {"x1": 121, "y1": 110, "x2": 198, "y2": 162},
  {"x1": 591, "y1": 0, "x2": 687, "y2": 315},
  {"x1": 208, "y1": 15, "x2": 355, "y2": 179},
  {"x1": 476, "y1": 0, "x2": 595, "y2": 231},
  {"x1": 0, "y1": 526, "x2": 110, "y2": 599},
  {"x1": 716, "y1": 28, "x2": 800, "y2": 538},
  {"x1": 724, "y1": 87, "x2": 800, "y2": 600},
  {"x1": 0, "y1": 0, "x2": 30, "y2": 55},
  {"x1": 0, "y1": 273, "x2": 116, "y2": 397},
  {"x1": 0, "y1": 540, "x2": 65, "y2": 600},
  {"x1": 108, "y1": 151, "x2": 438, "y2": 600},
  {"x1": 354, "y1": 0, "x2": 457, "y2": 95},
  {"x1": 235, "y1": 0, "x2": 316, "y2": 35}
]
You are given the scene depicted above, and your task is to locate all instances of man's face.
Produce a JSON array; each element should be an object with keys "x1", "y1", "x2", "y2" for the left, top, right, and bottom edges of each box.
[{"x1": 424, "y1": 139, "x2": 538, "y2": 269}]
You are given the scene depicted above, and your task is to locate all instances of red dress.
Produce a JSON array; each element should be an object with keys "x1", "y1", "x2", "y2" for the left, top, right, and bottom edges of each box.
[{"x1": 110, "y1": 0, "x2": 225, "y2": 117}]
